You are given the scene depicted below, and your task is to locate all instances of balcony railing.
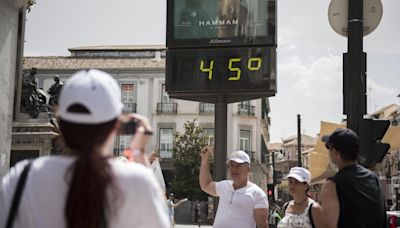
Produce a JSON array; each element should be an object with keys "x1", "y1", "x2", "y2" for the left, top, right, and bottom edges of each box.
[
  {"x1": 199, "y1": 103, "x2": 215, "y2": 114},
  {"x1": 238, "y1": 104, "x2": 255, "y2": 116},
  {"x1": 157, "y1": 103, "x2": 177, "y2": 114},
  {"x1": 122, "y1": 103, "x2": 137, "y2": 113},
  {"x1": 155, "y1": 149, "x2": 174, "y2": 160}
]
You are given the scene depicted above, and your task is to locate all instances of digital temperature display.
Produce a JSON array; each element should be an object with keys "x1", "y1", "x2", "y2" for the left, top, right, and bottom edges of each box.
[
  {"x1": 166, "y1": 46, "x2": 276, "y2": 102},
  {"x1": 199, "y1": 57, "x2": 263, "y2": 81}
]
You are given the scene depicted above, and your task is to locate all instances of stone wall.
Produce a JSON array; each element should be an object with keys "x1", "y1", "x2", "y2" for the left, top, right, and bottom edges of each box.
[{"x1": 0, "y1": 0, "x2": 27, "y2": 176}]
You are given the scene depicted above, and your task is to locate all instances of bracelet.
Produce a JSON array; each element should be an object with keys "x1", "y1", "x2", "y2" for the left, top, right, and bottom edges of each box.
[{"x1": 144, "y1": 130, "x2": 153, "y2": 135}]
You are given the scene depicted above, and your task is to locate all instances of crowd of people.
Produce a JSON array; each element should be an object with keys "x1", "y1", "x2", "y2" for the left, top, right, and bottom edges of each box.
[{"x1": 0, "y1": 69, "x2": 388, "y2": 228}]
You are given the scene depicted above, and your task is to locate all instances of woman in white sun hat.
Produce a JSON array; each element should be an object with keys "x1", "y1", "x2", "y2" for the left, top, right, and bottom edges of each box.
[{"x1": 277, "y1": 167, "x2": 322, "y2": 228}]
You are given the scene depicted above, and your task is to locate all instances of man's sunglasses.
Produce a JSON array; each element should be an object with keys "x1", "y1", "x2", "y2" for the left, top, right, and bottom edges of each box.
[{"x1": 325, "y1": 144, "x2": 333, "y2": 150}]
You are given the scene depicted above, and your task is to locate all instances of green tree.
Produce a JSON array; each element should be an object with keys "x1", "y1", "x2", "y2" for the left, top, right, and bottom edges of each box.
[
  {"x1": 171, "y1": 119, "x2": 212, "y2": 201},
  {"x1": 27, "y1": 0, "x2": 36, "y2": 12}
]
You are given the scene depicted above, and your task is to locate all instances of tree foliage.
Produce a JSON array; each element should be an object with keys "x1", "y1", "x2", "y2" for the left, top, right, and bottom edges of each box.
[
  {"x1": 171, "y1": 119, "x2": 212, "y2": 202},
  {"x1": 27, "y1": 0, "x2": 36, "y2": 12}
]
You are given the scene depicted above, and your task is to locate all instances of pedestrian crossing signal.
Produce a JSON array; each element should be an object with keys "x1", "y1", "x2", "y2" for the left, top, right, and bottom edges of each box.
[{"x1": 267, "y1": 184, "x2": 274, "y2": 202}]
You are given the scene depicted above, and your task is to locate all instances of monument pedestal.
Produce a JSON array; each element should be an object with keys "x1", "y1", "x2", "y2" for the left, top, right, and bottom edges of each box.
[{"x1": 10, "y1": 112, "x2": 58, "y2": 167}]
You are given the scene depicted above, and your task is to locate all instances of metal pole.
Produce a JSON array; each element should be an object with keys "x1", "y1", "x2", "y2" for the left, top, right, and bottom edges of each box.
[
  {"x1": 396, "y1": 187, "x2": 399, "y2": 211},
  {"x1": 297, "y1": 114, "x2": 302, "y2": 167},
  {"x1": 213, "y1": 97, "x2": 227, "y2": 216},
  {"x1": 271, "y1": 150, "x2": 276, "y2": 203},
  {"x1": 215, "y1": 101, "x2": 227, "y2": 181},
  {"x1": 345, "y1": 0, "x2": 365, "y2": 133}
]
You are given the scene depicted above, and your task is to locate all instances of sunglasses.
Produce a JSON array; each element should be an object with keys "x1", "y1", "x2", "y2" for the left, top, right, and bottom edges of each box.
[{"x1": 325, "y1": 144, "x2": 333, "y2": 150}]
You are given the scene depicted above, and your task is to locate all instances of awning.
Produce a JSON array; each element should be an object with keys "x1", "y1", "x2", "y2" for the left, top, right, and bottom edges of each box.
[
  {"x1": 311, "y1": 167, "x2": 337, "y2": 185},
  {"x1": 308, "y1": 121, "x2": 400, "y2": 184},
  {"x1": 308, "y1": 121, "x2": 344, "y2": 181},
  {"x1": 383, "y1": 125, "x2": 400, "y2": 150}
]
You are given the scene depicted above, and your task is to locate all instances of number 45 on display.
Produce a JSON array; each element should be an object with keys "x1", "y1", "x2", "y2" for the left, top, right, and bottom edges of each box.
[{"x1": 200, "y1": 58, "x2": 262, "y2": 81}]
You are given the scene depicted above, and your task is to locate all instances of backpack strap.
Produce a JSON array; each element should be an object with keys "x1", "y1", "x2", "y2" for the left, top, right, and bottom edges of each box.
[
  {"x1": 308, "y1": 202, "x2": 315, "y2": 228},
  {"x1": 5, "y1": 160, "x2": 33, "y2": 228}
]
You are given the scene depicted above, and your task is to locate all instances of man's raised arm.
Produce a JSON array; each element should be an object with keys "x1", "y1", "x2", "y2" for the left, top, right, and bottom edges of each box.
[{"x1": 199, "y1": 146, "x2": 217, "y2": 196}]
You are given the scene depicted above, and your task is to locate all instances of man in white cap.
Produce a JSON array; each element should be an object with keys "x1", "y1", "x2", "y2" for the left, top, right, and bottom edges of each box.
[{"x1": 199, "y1": 147, "x2": 269, "y2": 228}]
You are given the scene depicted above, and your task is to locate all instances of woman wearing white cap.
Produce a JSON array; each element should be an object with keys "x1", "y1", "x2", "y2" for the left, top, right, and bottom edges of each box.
[
  {"x1": 277, "y1": 167, "x2": 322, "y2": 228},
  {"x1": 0, "y1": 69, "x2": 169, "y2": 228}
]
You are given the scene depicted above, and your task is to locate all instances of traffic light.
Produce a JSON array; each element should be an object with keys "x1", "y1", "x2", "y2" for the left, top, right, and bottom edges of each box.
[
  {"x1": 267, "y1": 184, "x2": 275, "y2": 202},
  {"x1": 359, "y1": 118, "x2": 390, "y2": 167}
]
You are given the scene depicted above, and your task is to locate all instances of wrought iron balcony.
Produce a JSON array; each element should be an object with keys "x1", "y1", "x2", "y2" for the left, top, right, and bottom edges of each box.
[
  {"x1": 238, "y1": 104, "x2": 255, "y2": 116},
  {"x1": 122, "y1": 102, "x2": 137, "y2": 113},
  {"x1": 157, "y1": 103, "x2": 177, "y2": 114},
  {"x1": 199, "y1": 103, "x2": 215, "y2": 114},
  {"x1": 155, "y1": 149, "x2": 174, "y2": 161}
]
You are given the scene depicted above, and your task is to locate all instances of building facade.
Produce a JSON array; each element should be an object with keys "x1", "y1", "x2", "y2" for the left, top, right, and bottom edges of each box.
[
  {"x1": 267, "y1": 134, "x2": 316, "y2": 202},
  {"x1": 20, "y1": 45, "x2": 271, "y2": 192},
  {"x1": 273, "y1": 134, "x2": 316, "y2": 175}
]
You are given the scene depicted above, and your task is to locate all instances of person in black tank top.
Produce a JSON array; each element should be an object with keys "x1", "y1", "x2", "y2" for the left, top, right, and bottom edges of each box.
[{"x1": 320, "y1": 128, "x2": 386, "y2": 228}]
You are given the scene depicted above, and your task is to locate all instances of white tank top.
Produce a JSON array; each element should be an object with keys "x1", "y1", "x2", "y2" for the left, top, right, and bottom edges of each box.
[{"x1": 277, "y1": 199, "x2": 313, "y2": 228}]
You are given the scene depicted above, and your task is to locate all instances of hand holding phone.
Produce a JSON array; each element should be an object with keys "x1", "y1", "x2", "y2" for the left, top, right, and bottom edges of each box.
[
  {"x1": 119, "y1": 114, "x2": 153, "y2": 166},
  {"x1": 118, "y1": 114, "x2": 153, "y2": 136}
]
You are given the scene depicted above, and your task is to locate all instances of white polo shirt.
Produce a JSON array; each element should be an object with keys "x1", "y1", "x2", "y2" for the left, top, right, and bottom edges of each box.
[{"x1": 213, "y1": 180, "x2": 269, "y2": 228}]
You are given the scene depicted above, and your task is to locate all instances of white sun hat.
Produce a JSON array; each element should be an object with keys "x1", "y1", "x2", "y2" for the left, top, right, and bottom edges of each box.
[{"x1": 286, "y1": 167, "x2": 311, "y2": 184}]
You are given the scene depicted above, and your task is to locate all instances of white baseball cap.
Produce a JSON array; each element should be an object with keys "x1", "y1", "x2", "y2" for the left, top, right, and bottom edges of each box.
[
  {"x1": 58, "y1": 69, "x2": 123, "y2": 124},
  {"x1": 228, "y1": 150, "x2": 251, "y2": 164},
  {"x1": 286, "y1": 167, "x2": 311, "y2": 185}
]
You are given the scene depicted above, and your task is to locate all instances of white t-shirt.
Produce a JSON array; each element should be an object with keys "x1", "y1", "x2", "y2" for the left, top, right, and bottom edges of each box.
[
  {"x1": 0, "y1": 156, "x2": 169, "y2": 228},
  {"x1": 213, "y1": 180, "x2": 269, "y2": 228}
]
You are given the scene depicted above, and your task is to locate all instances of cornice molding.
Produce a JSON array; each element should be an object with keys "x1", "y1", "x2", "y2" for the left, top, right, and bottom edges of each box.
[{"x1": 9, "y1": 0, "x2": 29, "y2": 9}]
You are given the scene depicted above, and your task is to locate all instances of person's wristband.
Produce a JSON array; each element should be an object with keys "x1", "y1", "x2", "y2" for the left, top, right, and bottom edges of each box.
[{"x1": 144, "y1": 130, "x2": 153, "y2": 135}]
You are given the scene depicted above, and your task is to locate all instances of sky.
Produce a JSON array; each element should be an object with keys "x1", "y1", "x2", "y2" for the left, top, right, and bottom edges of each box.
[{"x1": 24, "y1": 0, "x2": 400, "y2": 142}]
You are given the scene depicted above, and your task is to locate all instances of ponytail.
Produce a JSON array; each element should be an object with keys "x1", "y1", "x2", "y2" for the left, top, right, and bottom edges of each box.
[{"x1": 59, "y1": 119, "x2": 118, "y2": 228}]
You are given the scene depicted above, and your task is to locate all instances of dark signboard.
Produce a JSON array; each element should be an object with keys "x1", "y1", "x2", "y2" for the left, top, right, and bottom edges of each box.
[{"x1": 167, "y1": 0, "x2": 276, "y2": 48}]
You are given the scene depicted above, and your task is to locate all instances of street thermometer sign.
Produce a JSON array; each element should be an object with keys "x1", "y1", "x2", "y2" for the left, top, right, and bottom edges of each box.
[{"x1": 166, "y1": 0, "x2": 277, "y2": 103}]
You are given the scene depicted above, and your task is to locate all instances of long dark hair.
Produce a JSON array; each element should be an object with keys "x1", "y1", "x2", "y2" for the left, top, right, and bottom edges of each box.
[{"x1": 59, "y1": 118, "x2": 118, "y2": 228}]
